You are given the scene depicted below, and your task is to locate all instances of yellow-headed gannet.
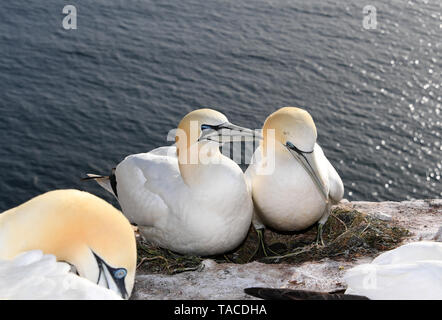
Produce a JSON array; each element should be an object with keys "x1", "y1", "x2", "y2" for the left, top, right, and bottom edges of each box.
[
  {"x1": 245, "y1": 107, "x2": 344, "y2": 251},
  {"x1": 86, "y1": 109, "x2": 256, "y2": 256},
  {"x1": 0, "y1": 189, "x2": 137, "y2": 299}
]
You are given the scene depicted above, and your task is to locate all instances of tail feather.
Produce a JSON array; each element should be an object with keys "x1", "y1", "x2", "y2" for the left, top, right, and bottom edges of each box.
[
  {"x1": 82, "y1": 169, "x2": 118, "y2": 198},
  {"x1": 81, "y1": 174, "x2": 106, "y2": 181},
  {"x1": 244, "y1": 287, "x2": 369, "y2": 300}
]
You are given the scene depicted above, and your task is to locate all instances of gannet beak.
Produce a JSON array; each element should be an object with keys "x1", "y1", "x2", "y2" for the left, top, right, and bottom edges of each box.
[
  {"x1": 93, "y1": 252, "x2": 129, "y2": 299},
  {"x1": 198, "y1": 122, "x2": 262, "y2": 143},
  {"x1": 285, "y1": 142, "x2": 328, "y2": 202}
]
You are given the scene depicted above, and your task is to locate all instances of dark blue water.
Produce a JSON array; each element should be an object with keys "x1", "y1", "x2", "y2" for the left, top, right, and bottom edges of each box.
[{"x1": 0, "y1": 0, "x2": 440, "y2": 211}]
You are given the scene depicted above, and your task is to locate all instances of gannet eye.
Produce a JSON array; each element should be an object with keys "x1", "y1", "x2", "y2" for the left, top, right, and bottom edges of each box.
[
  {"x1": 201, "y1": 124, "x2": 212, "y2": 130},
  {"x1": 114, "y1": 268, "x2": 127, "y2": 279},
  {"x1": 286, "y1": 141, "x2": 296, "y2": 149}
]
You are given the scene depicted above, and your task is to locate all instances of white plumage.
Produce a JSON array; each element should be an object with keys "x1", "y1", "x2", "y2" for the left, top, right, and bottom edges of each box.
[
  {"x1": 344, "y1": 241, "x2": 442, "y2": 300},
  {"x1": 245, "y1": 107, "x2": 344, "y2": 243},
  {"x1": 246, "y1": 142, "x2": 343, "y2": 231},
  {"x1": 0, "y1": 190, "x2": 137, "y2": 299},
  {"x1": 0, "y1": 250, "x2": 121, "y2": 300},
  {"x1": 90, "y1": 109, "x2": 256, "y2": 255},
  {"x1": 115, "y1": 145, "x2": 253, "y2": 255}
]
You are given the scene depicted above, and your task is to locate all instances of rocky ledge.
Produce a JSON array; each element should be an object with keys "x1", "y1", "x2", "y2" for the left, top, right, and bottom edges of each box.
[{"x1": 131, "y1": 199, "x2": 442, "y2": 300}]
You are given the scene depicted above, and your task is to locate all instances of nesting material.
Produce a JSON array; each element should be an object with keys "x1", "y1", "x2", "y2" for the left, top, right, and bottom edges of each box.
[
  {"x1": 132, "y1": 200, "x2": 441, "y2": 299},
  {"x1": 136, "y1": 206, "x2": 410, "y2": 273}
]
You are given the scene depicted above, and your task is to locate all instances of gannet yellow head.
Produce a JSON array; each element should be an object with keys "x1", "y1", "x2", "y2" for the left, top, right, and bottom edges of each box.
[
  {"x1": 175, "y1": 108, "x2": 257, "y2": 166},
  {"x1": 262, "y1": 107, "x2": 327, "y2": 200},
  {"x1": 263, "y1": 107, "x2": 317, "y2": 152},
  {"x1": 176, "y1": 108, "x2": 258, "y2": 147},
  {"x1": 176, "y1": 108, "x2": 228, "y2": 150},
  {"x1": 0, "y1": 190, "x2": 137, "y2": 299}
]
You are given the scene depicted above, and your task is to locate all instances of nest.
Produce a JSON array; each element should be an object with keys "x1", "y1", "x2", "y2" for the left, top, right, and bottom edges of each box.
[{"x1": 136, "y1": 207, "x2": 410, "y2": 274}]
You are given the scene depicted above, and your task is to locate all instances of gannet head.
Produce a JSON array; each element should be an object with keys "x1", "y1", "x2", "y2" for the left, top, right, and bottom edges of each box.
[
  {"x1": 263, "y1": 107, "x2": 317, "y2": 153},
  {"x1": 262, "y1": 107, "x2": 327, "y2": 201},
  {"x1": 177, "y1": 108, "x2": 228, "y2": 148},
  {"x1": 175, "y1": 108, "x2": 258, "y2": 163},
  {"x1": 176, "y1": 108, "x2": 258, "y2": 146},
  {"x1": 0, "y1": 190, "x2": 137, "y2": 299}
]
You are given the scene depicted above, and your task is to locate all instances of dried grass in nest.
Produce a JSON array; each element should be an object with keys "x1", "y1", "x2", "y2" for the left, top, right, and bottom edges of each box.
[{"x1": 136, "y1": 207, "x2": 410, "y2": 274}]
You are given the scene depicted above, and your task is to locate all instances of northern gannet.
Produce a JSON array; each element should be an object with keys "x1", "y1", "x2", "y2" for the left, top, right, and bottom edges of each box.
[
  {"x1": 245, "y1": 241, "x2": 442, "y2": 300},
  {"x1": 245, "y1": 107, "x2": 344, "y2": 250},
  {"x1": 344, "y1": 241, "x2": 442, "y2": 299},
  {"x1": 0, "y1": 189, "x2": 137, "y2": 299},
  {"x1": 86, "y1": 109, "x2": 256, "y2": 256}
]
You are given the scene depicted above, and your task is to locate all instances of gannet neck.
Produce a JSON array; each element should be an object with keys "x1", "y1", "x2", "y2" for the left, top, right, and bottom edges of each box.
[
  {"x1": 175, "y1": 108, "x2": 249, "y2": 187},
  {"x1": 178, "y1": 140, "x2": 224, "y2": 187}
]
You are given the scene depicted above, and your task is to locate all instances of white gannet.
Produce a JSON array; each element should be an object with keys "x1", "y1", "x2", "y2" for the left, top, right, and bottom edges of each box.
[
  {"x1": 244, "y1": 241, "x2": 442, "y2": 300},
  {"x1": 86, "y1": 108, "x2": 256, "y2": 256},
  {"x1": 344, "y1": 241, "x2": 442, "y2": 299},
  {"x1": 245, "y1": 107, "x2": 344, "y2": 250},
  {"x1": 0, "y1": 189, "x2": 137, "y2": 299}
]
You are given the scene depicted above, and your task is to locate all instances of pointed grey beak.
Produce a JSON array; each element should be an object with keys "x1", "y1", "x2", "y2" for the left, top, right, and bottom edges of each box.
[
  {"x1": 198, "y1": 122, "x2": 262, "y2": 143},
  {"x1": 285, "y1": 142, "x2": 328, "y2": 202}
]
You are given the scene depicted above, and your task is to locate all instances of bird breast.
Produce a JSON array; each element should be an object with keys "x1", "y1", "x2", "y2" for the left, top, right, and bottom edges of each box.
[{"x1": 252, "y1": 148, "x2": 327, "y2": 231}]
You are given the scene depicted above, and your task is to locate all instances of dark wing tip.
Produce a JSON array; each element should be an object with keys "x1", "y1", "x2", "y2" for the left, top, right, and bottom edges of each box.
[
  {"x1": 244, "y1": 287, "x2": 294, "y2": 300},
  {"x1": 80, "y1": 175, "x2": 103, "y2": 181},
  {"x1": 244, "y1": 287, "x2": 369, "y2": 300}
]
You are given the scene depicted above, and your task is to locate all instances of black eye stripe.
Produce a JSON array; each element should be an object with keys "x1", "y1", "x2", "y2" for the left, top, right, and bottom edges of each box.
[
  {"x1": 201, "y1": 124, "x2": 213, "y2": 130},
  {"x1": 201, "y1": 124, "x2": 222, "y2": 131},
  {"x1": 92, "y1": 251, "x2": 127, "y2": 281},
  {"x1": 92, "y1": 250, "x2": 129, "y2": 298},
  {"x1": 285, "y1": 141, "x2": 314, "y2": 154},
  {"x1": 201, "y1": 122, "x2": 232, "y2": 131}
]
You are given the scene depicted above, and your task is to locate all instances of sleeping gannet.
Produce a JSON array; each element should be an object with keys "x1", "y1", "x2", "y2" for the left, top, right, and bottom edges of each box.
[
  {"x1": 245, "y1": 241, "x2": 442, "y2": 300},
  {"x1": 344, "y1": 241, "x2": 442, "y2": 299},
  {"x1": 0, "y1": 189, "x2": 137, "y2": 299},
  {"x1": 86, "y1": 108, "x2": 256, "y2": 256},
  {"x1": 245, "y1": 107, "x2": 344, "y2": 251}
]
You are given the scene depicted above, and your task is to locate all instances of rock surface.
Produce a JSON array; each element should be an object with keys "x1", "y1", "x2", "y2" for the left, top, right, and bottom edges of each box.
[{"x1": 131, "y1": 199, "x2": 442, "y2": 300}]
